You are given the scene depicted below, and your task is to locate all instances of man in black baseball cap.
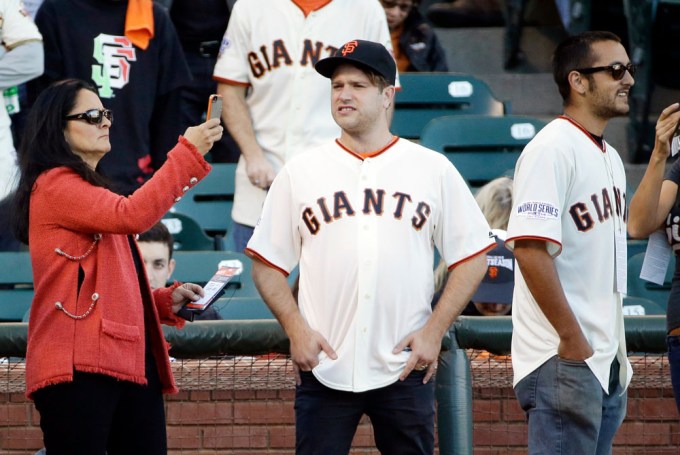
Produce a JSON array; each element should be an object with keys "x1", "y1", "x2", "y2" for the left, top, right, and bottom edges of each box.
[{"x1": 315, "y1": 39, "x2": 397, "y2": 86}]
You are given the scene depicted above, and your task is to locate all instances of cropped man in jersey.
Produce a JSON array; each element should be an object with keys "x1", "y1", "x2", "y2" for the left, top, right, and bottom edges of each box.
[
  {"x1": 246, "y1": 40, "x2": 493, "y2": 454},
  {"x1": 213, "y1": 0, "x2": 393, "y2": 251},
  {"x1": 628, "y1": 103, "x2": 680, "y2": 413},
  {"x1": 506, "y1": 31, "x2": 634, "y2": 454}
]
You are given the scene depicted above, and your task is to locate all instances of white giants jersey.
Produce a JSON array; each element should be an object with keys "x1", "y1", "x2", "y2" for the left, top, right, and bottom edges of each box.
[
  {"x1": 213, "y1": 0, "x2": 393, "y2": 227},
  {"x1": 246, "y1": 138, "x2": 494, "y2": 392},
  {"x1": 506, "y1": 117, "x2": 632, "y2": 392}
]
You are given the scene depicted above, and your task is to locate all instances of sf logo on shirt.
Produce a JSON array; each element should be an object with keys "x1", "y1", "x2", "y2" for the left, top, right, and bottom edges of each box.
[{"x1": 302, "y1": 188, "x2": 431, "y2": 235}]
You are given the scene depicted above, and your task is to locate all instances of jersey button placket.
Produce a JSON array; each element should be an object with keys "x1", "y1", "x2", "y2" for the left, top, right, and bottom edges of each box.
[{"x1": 354, "y1": 159, "x2": 378, "y2": 387}]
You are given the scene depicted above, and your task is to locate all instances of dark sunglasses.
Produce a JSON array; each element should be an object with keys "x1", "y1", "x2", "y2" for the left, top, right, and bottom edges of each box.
[
  {"x1": 64, "y1": 108, "x2": 113, "y2": 125},
  {"x1": 381, "y1": 0, "x2": 413, "y2": 12},
  {"x1": 575, "y1": 62, "x2": 637, "y2": 81}
]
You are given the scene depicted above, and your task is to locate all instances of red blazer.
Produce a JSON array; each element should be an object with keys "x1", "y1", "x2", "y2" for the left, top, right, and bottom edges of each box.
[{"x1": 25, "y1": 137, "x2": 211, "y2": 398}]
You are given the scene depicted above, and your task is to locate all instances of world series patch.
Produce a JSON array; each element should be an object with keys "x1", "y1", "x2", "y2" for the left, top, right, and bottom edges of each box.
[{"x1": 515, "y1": 201, "x2": 559, "y2": 220}]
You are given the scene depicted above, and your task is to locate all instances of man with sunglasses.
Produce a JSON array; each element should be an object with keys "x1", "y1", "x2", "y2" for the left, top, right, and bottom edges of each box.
[{"x1": 506, "y1": 31, "x2": 634, "y2": 454}]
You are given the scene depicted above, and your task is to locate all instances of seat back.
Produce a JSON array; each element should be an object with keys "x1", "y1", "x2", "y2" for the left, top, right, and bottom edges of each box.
[
  {"x1": 170, "y1": 163, "x2": 236, "y2": 237},
  {"x1": 171, "y1": 250, "x2": 260, "y2": 298},
  {"x1": 420, "y1": 115, "x2": 546, "y2": 188},
  {"x1": 212, "y1": 296, "x2": 275, "y2": 320},
  {"x1": 162, "y1": 212, "x2": 220, "y2": 251},
  {"x1": 0, "y1": 251, "x2": 34, "y2": 322},
  {"x1": 392, "y1": 73, "x2": 508, "y2": 139},
  {"x1": 626, "y1": 252, "x2": 673, "y2": 309}
]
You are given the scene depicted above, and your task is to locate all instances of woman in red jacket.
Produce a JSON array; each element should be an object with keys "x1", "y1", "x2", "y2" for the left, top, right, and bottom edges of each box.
[{"x1": 12, "y1": 79, "x2": 222, "y2": 454}]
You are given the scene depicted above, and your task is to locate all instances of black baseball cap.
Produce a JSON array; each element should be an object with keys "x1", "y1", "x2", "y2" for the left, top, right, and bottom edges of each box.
[
  {"x1": 315, "y1": 39, "x2": 396, "y2": 86},
  {"x1": 471, "y1": 235, "x2": 515, "y2": 306}
]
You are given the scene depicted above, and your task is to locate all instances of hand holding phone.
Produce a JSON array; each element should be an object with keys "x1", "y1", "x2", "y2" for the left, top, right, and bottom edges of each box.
[{"x1": 207, "y1": 94, "x2": 223, "y2": 121}]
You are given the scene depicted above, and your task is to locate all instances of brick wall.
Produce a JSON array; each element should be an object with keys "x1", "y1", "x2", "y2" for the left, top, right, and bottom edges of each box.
[{"x1": 1, "y1": 385, "x2": 679, "y2": 454}]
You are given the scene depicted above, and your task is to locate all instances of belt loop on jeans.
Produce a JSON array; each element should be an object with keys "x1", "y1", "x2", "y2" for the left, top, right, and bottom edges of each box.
[{"x1": 199, "y1": 40, "x2": 220, "y2": 58}]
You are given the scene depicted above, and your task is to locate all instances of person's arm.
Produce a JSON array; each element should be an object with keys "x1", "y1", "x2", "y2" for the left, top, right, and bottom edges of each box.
[
  {"x1": 628, "y1": 103, "x2": 680, "y2": 238},
  {"x1": 218, "y1": 82, "x2": 275, "y2": 189},
  {"x1": 0, "y1": 41, "x2": 43, "y2": 89},
  {"x1": 513, "y1": 239, "x2": 593, "y2": 361},
  {"x1": 393, "y1": 252, "x2": 487, "y2": 383},
  {"x1": 251, "y1": 259, "x2": 337, "y2": 384}
]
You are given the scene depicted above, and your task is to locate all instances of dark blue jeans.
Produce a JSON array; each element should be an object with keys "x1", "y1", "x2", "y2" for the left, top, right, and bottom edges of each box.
[
  {"x1": 295, "y1": 371, "x2": 435, "y2": 455},
  {"x1": 668, "y1": 335, "x2": 680, "y2": 414},
  {"x1": 514, "y1": 356, "x2": 626, "y2": 455}
]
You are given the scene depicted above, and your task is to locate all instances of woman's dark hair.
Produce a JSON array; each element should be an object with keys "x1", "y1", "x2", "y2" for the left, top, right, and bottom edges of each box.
[
  {"x1": 12, "y1": 78, "x2": 110, "y2": 244},
  {"x1": 552, "y1": 31, "x2": 621, "y2": 103}
]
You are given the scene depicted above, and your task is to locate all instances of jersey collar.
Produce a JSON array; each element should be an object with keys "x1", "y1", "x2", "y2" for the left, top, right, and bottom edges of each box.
[
  {"x1": 559, "y1": 115, "x2": 607, "y2": 153},
  {"x1": 335, "y1": 136, "x2": 399, "y2": 161}
]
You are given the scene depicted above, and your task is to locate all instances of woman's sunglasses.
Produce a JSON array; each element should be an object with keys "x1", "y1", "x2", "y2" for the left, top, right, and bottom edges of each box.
[
  {"x1": 64, "y1": 108, "x2": 114, "y2": 125},
  {"x1": 575, "y1": 62, "x2": 637, "y2": 81}
]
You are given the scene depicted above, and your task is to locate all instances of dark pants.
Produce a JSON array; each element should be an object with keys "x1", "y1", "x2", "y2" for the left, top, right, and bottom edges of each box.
[
  {"x1": 33, "y1": 365, "x2": 167, "y2": 455},
  {"x1": 668, "y1": 335, "x2": 680, "y2": 414},
  {"x1": 295, "y1": 371, "x2": 435, "y2": 455}
]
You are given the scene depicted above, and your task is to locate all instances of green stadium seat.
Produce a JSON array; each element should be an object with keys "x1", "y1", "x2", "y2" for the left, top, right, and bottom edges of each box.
[
  {"x1": 419, "y1": 114, "x2": 547, "y2": 188},
  {"x1": 212, "y1": 296, "x2": 274, "y2": 320},
  {"x1": 170, "y1": 162, "x2": 236, "y2": 238},
  {"x1": 392, "y1": 72, "x2": 509, "y2": 139},
  {"x1": 171, "y1": 250, "x2": 260, "y2": 298},
  {"x1": 162, "y1": 212, "x2": 222, "y2": 251},
  {"x1": 0, "y1": 251, "x2": 34, "y2": 322},
  {"x1": 626, "y1": 252, "x2": 672, "y2": 309},
  {"x1": 622, "y1": 295, "x2": 666, "y2": 316}
]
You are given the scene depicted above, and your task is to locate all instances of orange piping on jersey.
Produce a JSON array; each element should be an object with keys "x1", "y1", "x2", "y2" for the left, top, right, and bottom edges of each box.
[
  {"x1": 446, "y1": 241, "x2": 497, "y2": 272},
  {"x1": 292, "y1": 0, "x2": 333, "y2": 16},
  {"x1": 335, "y1": 136, "x2": 399, "y2": 160},
  {"x1": 244, "y1": 248, "x2": 290, "y2": 277},
  {"x1": 504, "y1": 235, "x2": 563, "y2": 258},
  {"x1": 558, "y1": 115, "x2": 607, "y2": 153},
  {"x1": 213, "y1": 76, "x2": 251, "y2": 87}
]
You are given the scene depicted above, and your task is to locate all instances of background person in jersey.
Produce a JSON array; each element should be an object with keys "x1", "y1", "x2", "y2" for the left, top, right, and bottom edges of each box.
[
  {"x1": 0, "y1": 0, "x2": 43, "y2": 200},
  {"x1": 138, "y1": 221, "x2": 222, "y2": 320},
  {"x1": 627, "y1": 103, "x2": 680, "y2": 414},
  {"x1": 213, "y1": 0, "x2": 393, "y2": 252},
  {"x1": 506, "y1": 31, "x2": 634, "y2": 454},
  {"x1": 246, "y1": 40, "x2": 493, "y2": 454},
  {"x1": 30, "y1": 0, "x2": 191, "y2": 195},
  {"x1": 12, "y1": 78, "x2": 222, "y2": 454}
]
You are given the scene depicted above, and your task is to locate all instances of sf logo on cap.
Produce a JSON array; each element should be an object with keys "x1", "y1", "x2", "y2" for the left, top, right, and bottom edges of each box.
[{"x1": 341, "y1": 40, "x2": 359, "y2": 56}]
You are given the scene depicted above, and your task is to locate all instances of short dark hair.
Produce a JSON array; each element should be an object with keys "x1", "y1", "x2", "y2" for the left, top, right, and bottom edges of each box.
[
  {"x1": 552, "y1": 31, "x2": 622, "y2": 102},
  {"x1": 12, "y1": 79, "x2": 110, "y2": 244},
  {"x1": 138, "y1": 221, "x2": 174, "y2": 260}
]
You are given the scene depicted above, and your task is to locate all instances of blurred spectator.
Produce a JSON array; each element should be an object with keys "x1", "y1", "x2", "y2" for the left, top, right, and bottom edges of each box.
[
  {"x1": 138, "y1": 221, "x2": 221, "y2": 320},
  {"x1": 1, "y1": 0, "x2": 43, "y2": 199},
  {"x1": 426, "y1": 0, "x2": 503, "y2": 28},
  {"x1": 213, "y1": 0, "x2": 393, "y2": 252},
  {"x1": 168, "y1": 0, "x2": 241, "y2": 163},
  {"x1": 381, "y1": 0, "x2": 448, "y2": 72},
  {"x1": 474, "y1": 175, "x2": 513, "y2": 230},
  {"x1": 434, "y1": 176, "x2": 514, "y2": 313},
  {"x1": 30, "y1": 0, "x2": 192, "y2": 195},
  {"x1": 462, "y1": 229, "x2": 514, "y2": 316}
]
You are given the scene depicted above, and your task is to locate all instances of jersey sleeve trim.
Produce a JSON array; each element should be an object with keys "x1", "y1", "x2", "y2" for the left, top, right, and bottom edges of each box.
[
  {"x1": 213, "y1": 76, "x2": 251, "y2": 87},
  {"x1": 505, "y1": 235, "x2": 563, "y2": 258},
  {"x1": 446, "y1": 241, "x2": 497, "y2": 272},
  {"x1": 244, "y1": 248, "x2": 290, "y2": 277}
]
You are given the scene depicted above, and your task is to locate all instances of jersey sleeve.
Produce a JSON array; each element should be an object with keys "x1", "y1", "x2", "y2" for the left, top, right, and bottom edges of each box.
[
  {"x1": 245, "y1": 166, "x2": 300, "y2": 275},
  {"x1": 506, "y1": 139, "x2": 572, "y2": 257},
  {"x1": 1, "y1": 0, "x2": 42, "y2": 49},
  {"x1": 212, "y1": 0, "x2": 251, "y2": 86},
  {"x1": 435, "y1": 162, "x2": 494, "y2": 268}
]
